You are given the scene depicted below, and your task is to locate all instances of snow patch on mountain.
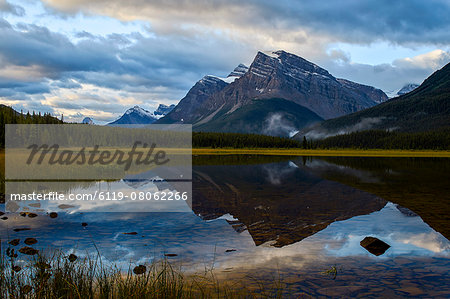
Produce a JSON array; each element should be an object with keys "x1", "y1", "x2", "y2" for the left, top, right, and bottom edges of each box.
[
  {"x1": 154, "y1": 104, "x2": 175, "y2": 116},
  {"x1": 125, "y1": 105, "x2": 157, "y2": 118},
  {"x1": 227, "y1": 63, "x2": 249, "y2": 78},
  {"x1": 108, "y1": 104, "x2": 177, "y2": 125},
  {"x1": 397, "y1": 83, "x2": 419, "y2": 96},
  {"x1": 203, "y1": 64, "x2": 249, "y2": 85}
]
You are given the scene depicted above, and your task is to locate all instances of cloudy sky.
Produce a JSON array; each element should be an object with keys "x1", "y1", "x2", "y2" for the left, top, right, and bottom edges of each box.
[{"x1": 0, "y1": 0, "x2": 449, "y2": 123}]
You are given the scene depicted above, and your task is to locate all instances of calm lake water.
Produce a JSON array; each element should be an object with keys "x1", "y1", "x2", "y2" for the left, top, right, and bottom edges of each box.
[{"x1": 2, "y1": 155, "x2": 450, "y2": 297}]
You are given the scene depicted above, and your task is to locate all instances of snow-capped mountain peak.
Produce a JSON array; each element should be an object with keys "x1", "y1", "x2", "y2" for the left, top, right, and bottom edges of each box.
[
  {"x1": 125, "y1": 105, "x2": 155, "y2": 118},
  {"x1": 397, "y1": 83, "x2": 419, "y2": 96},
  {"x1": 227, "y1": 63, "x2": 249, "y2": 78},
  {"x1": 154, "y1": 104, "x2": 175, "y2": 116},
  {"x1": 108, "y1": 104, "x2": 176, "y2": 126}
]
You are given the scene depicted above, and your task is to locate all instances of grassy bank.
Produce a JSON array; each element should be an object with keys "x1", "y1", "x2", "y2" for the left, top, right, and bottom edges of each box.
[
  {"x1": 0, "y1": 249, "x2": 285, "y2": 299},
  {"x1": 192, "y1": 148, "x2": 450, "y2": 157}
]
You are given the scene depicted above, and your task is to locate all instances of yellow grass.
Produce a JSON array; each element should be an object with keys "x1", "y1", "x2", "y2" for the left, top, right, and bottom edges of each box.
[
  {"x1": 3, "y1": 148, "x2": 450, "y2": 159},
  {"x1": 192, "y1": 148, "x2": 450, "y2": 157}
]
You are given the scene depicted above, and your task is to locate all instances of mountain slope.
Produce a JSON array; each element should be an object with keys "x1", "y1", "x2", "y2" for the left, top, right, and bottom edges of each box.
[
  {"x1": 156, "y1": 75, "x2": 228, "y2": 124},
  {"x1": 108, "y1": 106, "x2": 158, "y2": 125},
  {"x1": 154, "y1": 104, "x2": 175, "y2": 116},
  {"x1": 397, "y1": 83, "x2": 419, "y2": 96},
  {"x1": 193, "y1": 98, "x2": 323, "y2": 136},
  {"x1": 227, "y1": 63, "x2": 249, "y2": 78},
  {"x1": 299, "y1": 62, "x2": 450, "y2": 138}
]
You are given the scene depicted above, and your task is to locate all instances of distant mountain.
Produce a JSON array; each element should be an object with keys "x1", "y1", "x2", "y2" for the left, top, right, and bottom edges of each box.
[
  {"x1": 157, "y1": 50, "x2": 387, "y2": 136},
  {"x1": 108, "y1": 106, "x2": 158, "y2": 125},
  {"x1": 298, "y1": 62, "x2": 450, "y2": 139},
  {"x1": 397, "y1": 83, "x2": 419, "y2": 96},
  {"x1": 108, "y1": 103, "x2": 177, "y2": 126},
  {"x1": 82, "y1": 117, "x2": 94, "y2": 124},
  {"x1": 154, "y1": 104, "x2": 175, "y2": 116}
]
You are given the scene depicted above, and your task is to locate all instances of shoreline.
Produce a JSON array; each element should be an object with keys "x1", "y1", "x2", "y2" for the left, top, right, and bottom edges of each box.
[{"x1": 192, "y1": 148, "x2": 450, "y2": 157}]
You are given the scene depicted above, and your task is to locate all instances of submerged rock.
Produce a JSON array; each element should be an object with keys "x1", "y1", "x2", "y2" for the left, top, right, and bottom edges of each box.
[
  {"x1": 19, "y1": 246, "x2": 39, "y2": 256},
  {"x1": 8, "y1": 239, "x2": 20, "y2": 246},
  {"x1": 49, "y1": 212, "x2": 58, "y2": 218},
  {"x1": 24, "y1": 238, "x2": 38, "y2": 245},
  {"x1": 68, "y1": 254, "x2": 78, "y2": 262},
  {"x1": 133, "y1": 265, "x2": 146, "y2": 275},
  {"x1": 360, "y1": 237, "x2": 390, "y2": 256}
]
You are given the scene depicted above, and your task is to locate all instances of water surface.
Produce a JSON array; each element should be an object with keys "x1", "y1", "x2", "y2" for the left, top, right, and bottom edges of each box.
[{"x1": 1, "y1": 155, "x2": 449, "y2": 297}]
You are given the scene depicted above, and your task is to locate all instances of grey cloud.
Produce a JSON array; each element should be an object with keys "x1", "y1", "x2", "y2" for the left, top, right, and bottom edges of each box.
[
  {"x1": 323, "y1": 51, "x2": 450, "y2": 93},
  {"x1": 0, "y1": 0, "x2": 24, "y2": 16},
  {"x1": 0, "y1": 78, "x2": 50, "y2": 95},
  {"x1": 50, "y1": 78, "x2": 82, "y2": 89},
  {"x1": 42, "y1": 0, "x2": 450, "y2": 45},
  {"x1": 0, "y1": 16, "x2": 249, "y2": 110}
]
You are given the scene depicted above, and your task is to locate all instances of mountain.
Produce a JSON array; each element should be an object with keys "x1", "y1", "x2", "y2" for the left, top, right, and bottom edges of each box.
[
  {"x1": 157, "y1": 64, "x2": 250, "y2": 125},
  {"x1": 157, "y1": 75, "x2": 229, "y2": 124},
  {"x1": 397, "y1": 83, "x2": 419, "y2": 96},
  {"x1": 154, "y1": 104, "x2": 175, "y2": 116},
  {"x1": 157, "y1": 51, "x2": 387, "y2": 135},
  {"x1": 107, "y1": 106, "x2": 158, "y2": 125},
  {"x1": 81, "y1": 117, "x2": 94, "y2": 124},
  {"x1": 298, "y1": 62, "x2": 450, "y2": 138},
  {"x1": 227, "y1": 63, "x2": 249, "y2": 78}
]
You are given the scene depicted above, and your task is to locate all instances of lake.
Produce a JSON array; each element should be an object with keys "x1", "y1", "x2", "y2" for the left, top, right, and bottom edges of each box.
[{"x1": 1, "y1": 155, "x2": 450, "y2": 297}]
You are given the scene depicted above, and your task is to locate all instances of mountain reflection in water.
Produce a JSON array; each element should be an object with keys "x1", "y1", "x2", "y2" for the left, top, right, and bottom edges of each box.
[
  {"x1": 1, "y1": 155, "x2": 449, "y2": 296},
  {"x1": 192, "y1": 158, "x2": 387, "y2": 247}
]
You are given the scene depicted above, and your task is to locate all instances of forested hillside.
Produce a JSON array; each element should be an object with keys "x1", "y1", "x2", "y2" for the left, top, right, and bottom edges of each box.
[
  {"x1": 309, "y1": 129, "x2": 450, "y2": 150},
  {"x1": 193, "y1": 132, "x2": 301, "y2": 148},
  {"x1": 0, "y1": 105, "x2": 63, "y2": 147}
]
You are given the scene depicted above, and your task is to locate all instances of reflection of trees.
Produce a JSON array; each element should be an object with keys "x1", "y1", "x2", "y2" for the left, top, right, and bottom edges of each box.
[
  {"x1": 308, "y1": 156, "x2": 450, "y2": 240},
  {"x1": 191, "y1": 156, "x2": 386, "y2": 247}
]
